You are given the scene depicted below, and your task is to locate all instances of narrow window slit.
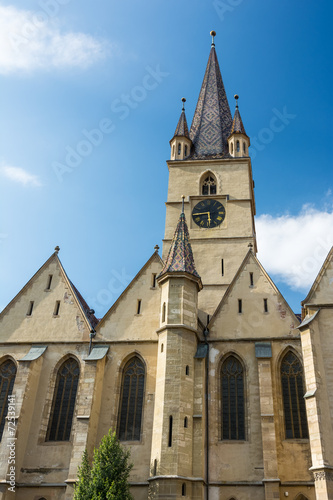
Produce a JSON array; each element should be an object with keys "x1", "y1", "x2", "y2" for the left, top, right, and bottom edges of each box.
[
  {"x1": 249, "y1": 272, "x2": 253, "y2": 286},
  {"x1": 264, "y1": 298, "x2": 268, "y2": 313},
  {"x1": 184, "y1": 416, "x2": 188, "y2": 428},
  {"x1": 238, "y1": 299, "x2": 242, "y2": 314},
  {"x1": 46, "y1": 275, "x2": 53, "y2": 290},
  {"x1": 151, "y1": 273, "x2": 157, "y2": 288},
  {"x1": 54, "y1": 301, "x2": 60, "y2": 316},
  {"x1": 168, "y1": 416, "x2": 173, "y2": 447},
  {"x1": 185, "y1": 365, "x2": 189, "y2": 376},
  {"x1": 137, "y1": 299, "x2": 142, "y2": 315},
  {"x1": 27, "y1": 301, "x2": 34, "y2": 316},
  {"x1": 221, "y1": 259, "x2": 224, "y2": 276}
]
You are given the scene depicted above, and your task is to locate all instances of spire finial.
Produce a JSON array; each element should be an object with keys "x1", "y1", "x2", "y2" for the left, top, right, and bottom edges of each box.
[
  {"x1": 234, "y1": 94, "x2": 239, "y2": 109},
  {"x1": 181, "y1": 97, "x2": 186, "y2": 111},
  {"x1": 154, "y1": 244, "x2": 160, "y2": 253},
  {"x1": 181, "y1": 195, "x2": 185, "y2": 214},
  {"x1": 54, "y1": 245, "x2": 60, "y2": 254},
  {"x1": 210, "y1": 30, "x2": 216, "y2": 47}
]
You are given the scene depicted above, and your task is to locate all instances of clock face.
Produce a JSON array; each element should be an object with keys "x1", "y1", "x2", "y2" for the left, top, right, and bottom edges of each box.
[{"x1": 192, "y1": 199, "x2": 226, "y2": 228}]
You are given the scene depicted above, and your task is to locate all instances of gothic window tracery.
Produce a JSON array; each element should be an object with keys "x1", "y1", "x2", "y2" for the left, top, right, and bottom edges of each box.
[
  {"x1": 281, "y1": 351, "x2": 308, "y2": 439},
  {"x1": 46, "y1": 357, "x2": 79, "y2": 441},
  {"x1": 201, "y1": 174, "x2": 217, "y2": 195},
  {"x1": 118, "y1": 356, "x2": 145, "y2": 441},
  {"x1": 0, "y1": 360, "x2": 16, "y2": 440},
  {"x1": 221, "y1": 355, "x2": 245, "y2": 440}
]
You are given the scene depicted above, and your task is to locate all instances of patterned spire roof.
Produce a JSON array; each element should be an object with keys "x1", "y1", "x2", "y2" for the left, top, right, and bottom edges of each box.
[
  {"x1": 159, "y1": 212, "x2": 200, "y2": 279},
  {"x1": 173, "y1": 109, "x2": 189, "y2": 139},
  {"x1": 230, "y1": 105, "x2": 248, "y2": 136},
  {"x1": 189, "y1": 46, "x2": 232, "y2": 159}
]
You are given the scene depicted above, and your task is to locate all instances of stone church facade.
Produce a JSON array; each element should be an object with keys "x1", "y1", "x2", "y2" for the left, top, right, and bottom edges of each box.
[{"x1": 0, "y1": 33, "x2": 332, "y2": 500}]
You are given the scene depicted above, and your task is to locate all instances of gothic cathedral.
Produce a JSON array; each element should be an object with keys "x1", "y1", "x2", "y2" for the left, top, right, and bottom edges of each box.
[{"x1": 0, "y1": 33, "x2": 332, "y2": 500}]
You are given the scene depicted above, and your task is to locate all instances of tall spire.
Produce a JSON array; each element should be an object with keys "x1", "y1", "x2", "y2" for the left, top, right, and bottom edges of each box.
[
  {"x1": 173, "y1": 97, "x2": 189, "y2": 139},
  {"x1": 230, "y1": 94, "x2": 248, "y2": 136},
  {"x1": 159, "y1": 201, "x2": 201, "y2": 280},
  {"x1": 189, "y1": 31, "x2": 232, "y2": 159}
]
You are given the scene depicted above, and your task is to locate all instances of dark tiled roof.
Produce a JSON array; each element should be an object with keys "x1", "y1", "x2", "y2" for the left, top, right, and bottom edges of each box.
[
  {"x1": 159, "y1": 212, "x2": 200, "y2": 279},
  {"x1": 230, "y1": 106, "x2": 247, "y2": 136},
  {"x1": 173, "y1": 109, "x2": 189, "y2": 139},
  {"x1": 189, "y1": 46, "x2": 232, "y2": 159},
  {"x1": 70, "y1": 281, "x2": 99, "y2": 329}
]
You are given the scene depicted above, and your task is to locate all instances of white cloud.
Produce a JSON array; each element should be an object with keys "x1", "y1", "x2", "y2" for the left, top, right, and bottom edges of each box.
[
  {"x1": 256, "y1": 206, "x2": 333, "y2": 291},
  {"x1": 0, "y1": 5, "x2": 110, "y2": 74},
  {"x1": 1, "y1": 165, "x2": 42, "y2": 187}
]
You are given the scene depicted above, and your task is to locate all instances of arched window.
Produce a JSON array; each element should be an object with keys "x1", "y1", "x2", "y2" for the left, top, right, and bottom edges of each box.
[
  {"x1": 118, "y1": 357, "x2": 145, "y2": 441},
  {"x1": 184, "y1": 145, "x2": 188, "y2": 157},
  {"x1": 0, "y1": 360, "x2": 16, "y2": 440},
  {"x1": 281, "y1": 351, "x2": 308, "y2": 439},
  {"x1": 182, "y1": 483, "x2": 186, "y2": 496},
  {"x1": 236, "y1": 140, "x2": 240, "y2": 152},
  {"x1": 201, "y1": 174, "x2": 216, "y2": 195},
  {"x1": 221, "y1": 356, "x2": 245, "y2": 440},
  {"x1": 178, "y1": 143, "x2": 181, "y2": 155},
  {"x1": 243, "y1": 142, "x2": 246, "y2": 154},
  {"x1": 46, "y1": 358, "x2": 79, "y2": 441},
  {"x1": 230, "y1": 142, "x2": 234, "y2": 154}
]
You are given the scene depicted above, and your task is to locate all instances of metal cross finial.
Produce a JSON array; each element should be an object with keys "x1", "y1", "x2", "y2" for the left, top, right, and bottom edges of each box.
[
  {"x1": 54, "y1": 245, "x2": 60, "y2": 253},
  {"x1": 181, "y1": 97, "x2": 186, "y2": 111},
  {"x1": 154, "y1": 244, "x2": 160, "y2": 253},
  {"x1": 234, "y1": 94, "x2": 239, "y2": 109},
  {"x1": 181, "y1": 195, "x2": 185, "y2": 213},
  {"x1": 210, "y1": 30, "x2": 216, "y2": 46}
]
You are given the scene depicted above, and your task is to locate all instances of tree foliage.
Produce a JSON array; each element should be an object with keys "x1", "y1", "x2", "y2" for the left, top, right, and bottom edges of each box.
[{"x1": 74, "y1": 430, "x2": 133, "y2": 500}]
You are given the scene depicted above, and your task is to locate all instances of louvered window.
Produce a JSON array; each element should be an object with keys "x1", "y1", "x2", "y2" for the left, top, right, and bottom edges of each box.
[
  {"x1": 0, "y1": 360, "x2": 16, "y2": 440},
  {"x1": 46, "y1": 358, "x2": 79, "y2": 441},
  {"x1": 118, "y1": 357, "x2": 145, "y2": 441},
  {"x1": 221, "y1": 356, "x2": 245, "y2": 440},
  {"x1": 281, "y1": 352, "x2": 308, "y2": 439},
  {"x1": 202, "y1": 175, "x2": 216, "y2": 195}
]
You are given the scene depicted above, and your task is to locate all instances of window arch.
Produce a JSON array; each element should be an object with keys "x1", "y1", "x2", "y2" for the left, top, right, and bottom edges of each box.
[
  {"x1": 236, "y1": 140, "x2": 240, "y2": 152},
  {"x1": 281, "y1": 351, "x2": 308, "y2": 439},
  {"x1": 201, "y1": 173, "x2": 217, "y2": 195},
  {"x1": 118, "y1": 356, "x2": 145, "y2": 441},
  {"x1": 221, "y1": 355, "x2": 245, "y2": 440},
  {"x1": 0, "y1": 359, "x2": 17, "y2": 440},
  {"x1": 46, "y1": 357, "x2": 79, "y2": 441}
]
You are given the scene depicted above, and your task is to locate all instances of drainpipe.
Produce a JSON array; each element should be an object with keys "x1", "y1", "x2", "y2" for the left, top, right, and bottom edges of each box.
[
  {"x1": 203, "y1": 326, "x2": 209, "y2": 500},
  {"x1": 88, "y1": 329, "x2": 96, "y2": 355}
]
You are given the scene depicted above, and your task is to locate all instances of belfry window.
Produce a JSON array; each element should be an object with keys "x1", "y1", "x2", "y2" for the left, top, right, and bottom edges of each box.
[
  {"x1": 0, "y1": 360, "x2": 16, "y2": 440},
  {"x1": 46, "y1": 358, "x2": 79, "y2": 441},
  {"x1": 221, "y1": 356, "x2": 245, "y2": 440},
  {"x1": 118, "y1": 357, "x2": 145, "y2": 441},
  {"x1": 281, "y1": 351, "x2": 308, "y2": 439},
  {"x1": 202, "y1": 175, "x2": 216, "y2": 195}
]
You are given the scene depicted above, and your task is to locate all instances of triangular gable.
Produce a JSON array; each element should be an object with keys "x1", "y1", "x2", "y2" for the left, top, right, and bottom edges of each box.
[
  {"x1": 302, "y1": 246, "x2": 333, "y2": 306},
  {"x1": 97, "y1": 251, "x2": 163, "y2": 340},
  {"x1": 208, "y1": 250, "x2": 299, "y2": 338},
  {"x1": 0, "y1": 250, "x2": 97, "y2": 341}
]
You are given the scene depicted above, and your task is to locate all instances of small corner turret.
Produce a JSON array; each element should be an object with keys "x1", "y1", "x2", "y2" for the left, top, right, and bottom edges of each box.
[
  {"x1": 228, "y1": 94, "x2": 250, "y2": 157},
  {"x1": 170, "y1": 98, "x2": 192, "y2": 160}
]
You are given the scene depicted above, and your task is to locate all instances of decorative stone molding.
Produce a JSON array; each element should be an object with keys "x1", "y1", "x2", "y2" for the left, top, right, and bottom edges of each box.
[{"x1": 313, "y1": 470, "x2": 333, "y2": 481}]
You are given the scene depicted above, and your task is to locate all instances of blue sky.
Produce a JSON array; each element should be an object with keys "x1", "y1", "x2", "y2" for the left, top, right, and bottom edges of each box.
[{"x1": 0, "y1": 0, "x2": 332, "y2": 315}]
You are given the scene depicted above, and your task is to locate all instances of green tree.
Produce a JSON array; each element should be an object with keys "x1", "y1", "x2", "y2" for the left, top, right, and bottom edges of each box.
[
  {"x1": 73, "y1": 449, "x2": 92, "y2": 500},
  {"x1": 74, "y1": 430, "x2": 133, "y2": 500}
]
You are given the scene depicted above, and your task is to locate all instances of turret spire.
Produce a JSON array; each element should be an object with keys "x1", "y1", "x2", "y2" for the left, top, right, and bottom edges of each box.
[
  {"x1": 189, "y1": 31, "x2": 232, "y2": 159},
  {"x1": 230, "y1": 94, "x2": 247, "y2": 136},
  {"x1": 173, "y1": 98, "x2": 189, "y2": 139},
  {"x1": 159, "y1": 205, "x2": 201, "y2": 280}
]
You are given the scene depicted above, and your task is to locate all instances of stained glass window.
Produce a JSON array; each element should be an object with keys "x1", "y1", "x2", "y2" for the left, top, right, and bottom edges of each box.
[
  {"x1": 46, "y1": 358, "x2": 79, "y2": 441},
  {"x1": 118, "y1": 357, "x2": 145, "y2": 441},
  {"x1": 0, "y1": 360, "x2": 16, "y2": 440},
  {"x1": 221, "y1": 356, "x2": 245, "y2": 440},
  {"x1": 281, "y1": 352, "x2": 308, "y2": 439}
]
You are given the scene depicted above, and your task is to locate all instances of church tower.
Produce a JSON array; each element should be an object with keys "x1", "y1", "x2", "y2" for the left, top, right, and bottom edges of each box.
[{"x1": 163, "y1": 31, "x2": 256, "y2": 319}]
